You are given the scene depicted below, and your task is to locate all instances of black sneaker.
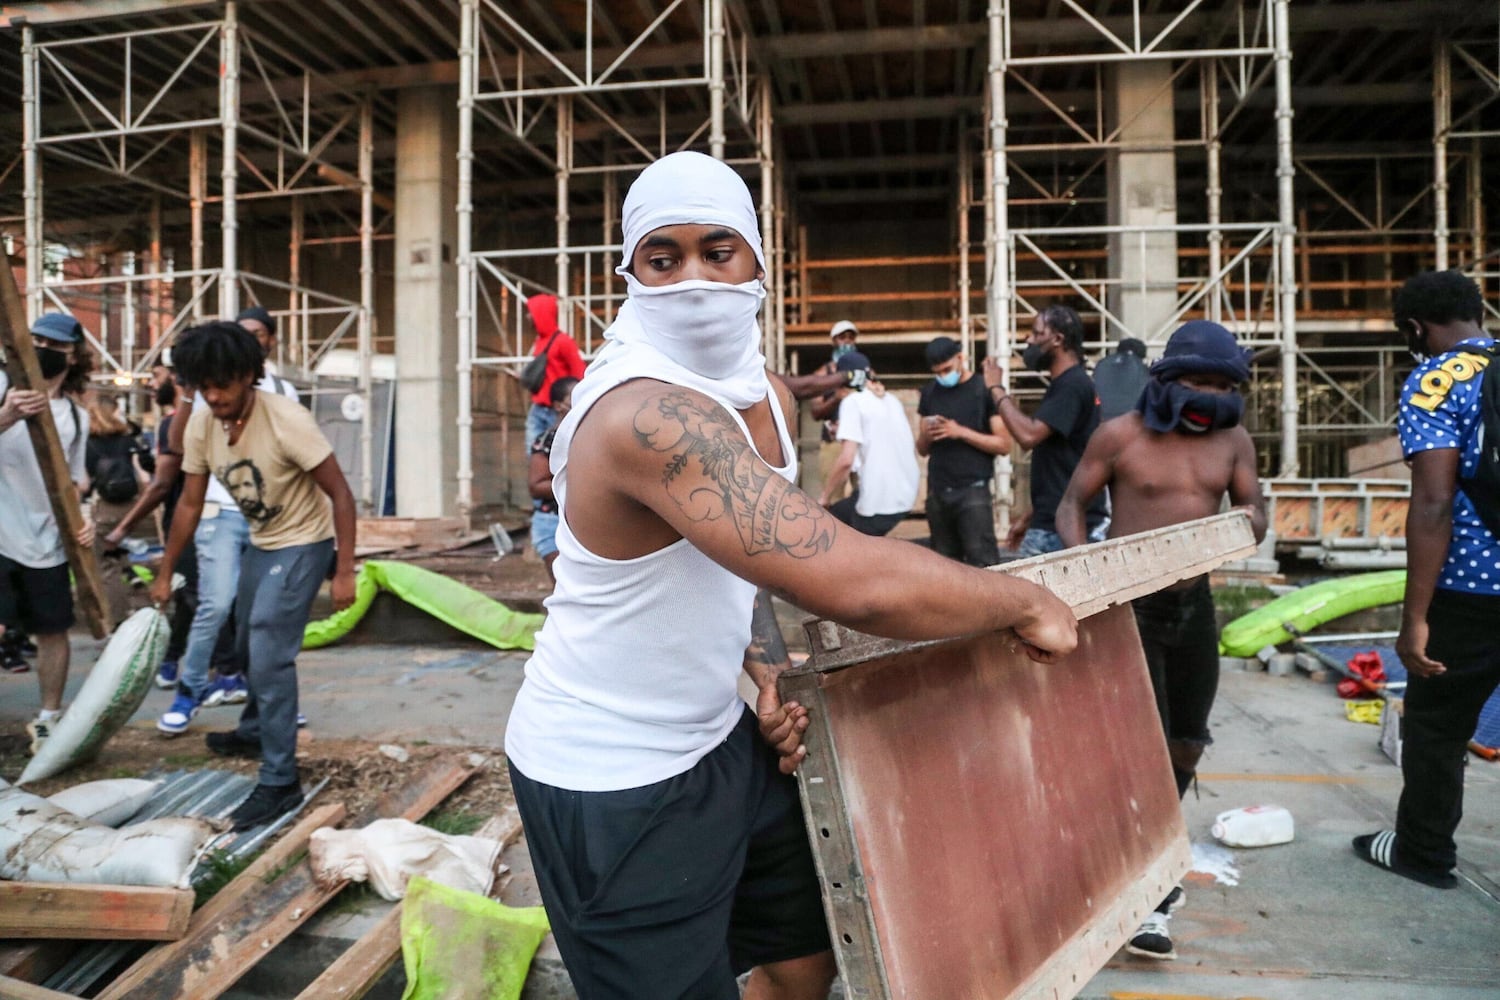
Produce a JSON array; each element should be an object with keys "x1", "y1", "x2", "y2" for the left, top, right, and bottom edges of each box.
[
  {"x1": 1125, "y1": 912, "x2": 1175, "y2": 960},
  {"x1": 1352, "y1": 831, "x2": 1458, "y2": 889},
  {"x1": 205, "y1": 730, "x2": 262, "y2": 759},
  {"x1": 1162, "y1": 885, "x2": 1186, "y2": 913},
  {"x1": 1, "y1": 633, "x2": 29, "y2": 673},
  {"x1": 229, "y1": 782, "x2": 304, "y2": 832}
]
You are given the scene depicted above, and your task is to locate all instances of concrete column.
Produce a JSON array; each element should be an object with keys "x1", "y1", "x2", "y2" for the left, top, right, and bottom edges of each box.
[
  {"x1": 394, "y1": 86, "x2": 459, "y2": 517},
  {"x1": 1106, "y1": 62, "x2": 1178, "y2": 344}
]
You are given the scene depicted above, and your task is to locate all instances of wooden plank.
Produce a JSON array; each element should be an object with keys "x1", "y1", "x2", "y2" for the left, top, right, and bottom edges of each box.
[
  {"x1": 796, "y1": 511, "x2": 1257, "y2": 674},
  {"x1": 97, "y1": 760, "x2": 474, "y2": 1000},
  {"x1": 95, "y1": 802, "x2": 346, "y2": 1000},
  {"x1": 293, "y1": 904, "x2": 403, "y2": 1000},
  {"x1": 0, "y1": 883, "x2": 192, "y2": 941},
  {"x1": 0, "y1": 253, "x2": 110, "y2": 637},
  {"x1": 0, "y1": 974, "x2": 75, "y2": 1000}
]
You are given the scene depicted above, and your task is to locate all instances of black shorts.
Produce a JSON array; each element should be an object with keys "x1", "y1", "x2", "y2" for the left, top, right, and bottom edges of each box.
[
  {"x1": 0, "y1": 554, "x2": 75, "y2": 635},
  {"x1": 509, "y1": 707, "x2": 831, "y2": 999}
]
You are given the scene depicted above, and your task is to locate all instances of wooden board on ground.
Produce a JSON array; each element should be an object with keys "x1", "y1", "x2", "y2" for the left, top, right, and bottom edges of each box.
[
  {"x1": 0, "y1": 974, "x2": 75, "y2": 1000},
  {"x1": 355, "y1": 516, "x2": 469, "y2": 556},
  {"x1": 0, "y1": 943, "x2": 72, "y2": 988},
  {"x1": 96, "y1": 760, "x2": 474, "y2": 1000},
  {"x1": 0, "y1": 883, "x2": 192, "y2": 941},
  {"x1": 294, "y1": 803, "x2": 525, "y2": 1000},
  {"x1": 0, "y1": 252, "x2": 110, "y2": 637},
  {"x1": 780, "y1": 512, "x2": 1257, "y2": 1000}
]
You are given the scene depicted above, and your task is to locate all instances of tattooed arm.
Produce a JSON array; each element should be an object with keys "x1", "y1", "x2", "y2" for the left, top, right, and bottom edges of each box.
[
  {"x1": 745, "y1": 588, "x2": 810, "y2": 773},
  {"x1": 569, "y1": 380, "x2": 1077, "y2": 659}
]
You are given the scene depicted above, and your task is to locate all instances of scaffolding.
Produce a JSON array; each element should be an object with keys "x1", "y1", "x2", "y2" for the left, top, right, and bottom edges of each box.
[
  {"x1": 13, "y1": 1, "x2": 380, "y2": 507},
  {"x1": 454, "y1": 0, "x2": 777, "y2": 514}
]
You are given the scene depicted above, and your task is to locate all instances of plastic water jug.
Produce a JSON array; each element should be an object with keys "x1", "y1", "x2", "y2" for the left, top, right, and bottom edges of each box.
[{"x1": 1211, "y1": 805, "x2": 1295, "y2": 847}]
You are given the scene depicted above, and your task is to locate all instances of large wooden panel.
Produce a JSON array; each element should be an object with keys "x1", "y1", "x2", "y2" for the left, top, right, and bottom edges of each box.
[{"x1": 782, "y1": 512, "x2": 1256, "y2": 1000}]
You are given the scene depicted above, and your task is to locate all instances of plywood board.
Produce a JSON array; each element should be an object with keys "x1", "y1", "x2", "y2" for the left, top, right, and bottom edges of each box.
[{"x1": 782, "y1": 512, "x2": 1255, "y2": 1000}]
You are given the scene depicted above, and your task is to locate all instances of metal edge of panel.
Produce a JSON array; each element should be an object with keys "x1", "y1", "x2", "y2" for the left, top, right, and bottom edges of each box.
[
  {"x1": 1014, "y1": 835, "x2": 1193, "y2": 1000},
  {"x1": 793, "y1": 511, "x2": 1258, "y2": 675},
  {"x1": 781, "y1": 669, "x2": 891, "y2": 1000}
]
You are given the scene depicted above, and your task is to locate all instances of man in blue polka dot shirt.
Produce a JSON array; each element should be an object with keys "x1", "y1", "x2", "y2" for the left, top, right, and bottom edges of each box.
[{"x1": 1354, "y1": 269, "x2": 1500, "y2": 889}]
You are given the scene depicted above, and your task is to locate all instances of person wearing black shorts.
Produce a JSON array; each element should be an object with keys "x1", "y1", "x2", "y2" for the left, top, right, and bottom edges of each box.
[{"x1": 0, "y1": 312, "x2": 96, "y2": 754}]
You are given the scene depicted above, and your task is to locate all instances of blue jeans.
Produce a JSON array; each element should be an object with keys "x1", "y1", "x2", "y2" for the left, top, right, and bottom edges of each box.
[
  {"x1": 530, "y1": 511, "x2": 560, "y2": 559},
  {"x1": 233, "y1": 540, "x2": 334, "y2": 786},
  {"x1": 178, "y1": 508, "x2": 250, "y2": 698},
  {"x1": 526, "y1": 402, "x2": 558, "y2": 452},
  {"x1": 1018, "y1": 521, "x2": 1109, "y2": 557}
]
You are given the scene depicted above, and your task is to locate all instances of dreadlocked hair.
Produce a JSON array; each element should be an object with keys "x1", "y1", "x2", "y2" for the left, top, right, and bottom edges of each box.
[
  {"x1": 1394, "y1": 269, "x2": 1483, "y2": 329},
  {"x1": 172, "y1": 321, "x2": 264, "y2": 390},
  {"x1": 1039, "y1": 303, "x2": 1086, "y2": 357}
]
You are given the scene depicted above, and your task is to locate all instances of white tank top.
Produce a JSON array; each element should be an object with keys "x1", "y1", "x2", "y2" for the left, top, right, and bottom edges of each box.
[{"x1": 505, "y1": 383, "x2": 797, "y2": 791}]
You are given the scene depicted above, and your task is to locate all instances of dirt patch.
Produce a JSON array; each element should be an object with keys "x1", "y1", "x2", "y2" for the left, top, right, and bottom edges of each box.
[{"x1": 1, "y1": 724, "x2": 514, "y2": 823}]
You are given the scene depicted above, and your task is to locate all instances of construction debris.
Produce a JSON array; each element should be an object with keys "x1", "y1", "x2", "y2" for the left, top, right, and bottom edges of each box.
[
  {"x1": 308, "y1": 818, "x2": 502, "y2": 901},
  {"x1": 0, "y1": 882, "x2": 192, "y2": 941}
]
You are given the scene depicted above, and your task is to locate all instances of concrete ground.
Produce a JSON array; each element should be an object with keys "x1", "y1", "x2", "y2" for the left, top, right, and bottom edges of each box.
[{"x1": 3, "y1": 634, "x2": 1497, "y2": 999}]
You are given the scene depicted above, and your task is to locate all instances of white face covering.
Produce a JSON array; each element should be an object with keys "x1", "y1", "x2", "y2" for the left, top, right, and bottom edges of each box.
[{"x1": 620, "y1": 273, "x2": 766, "y2": 380}]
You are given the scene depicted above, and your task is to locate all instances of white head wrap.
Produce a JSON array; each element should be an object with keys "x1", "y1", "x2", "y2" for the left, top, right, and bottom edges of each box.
[{"x1": 548, "y1": 152, "x2": 771, "y2": 495}]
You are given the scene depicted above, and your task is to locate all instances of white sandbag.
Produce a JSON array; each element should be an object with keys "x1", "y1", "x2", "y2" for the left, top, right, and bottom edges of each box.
[
  {"x1": 47, "y1": 777, "x2": 162, "y2": 827},
  {"x1": 0, "y1": 787, "x2": 223, "y2": 889},
  {"x1": 308, "y1": 818, "x2": 502, "y2": 901},
  {"x1": 18, "y1": 607, "x2": 169, "y2": 785}
]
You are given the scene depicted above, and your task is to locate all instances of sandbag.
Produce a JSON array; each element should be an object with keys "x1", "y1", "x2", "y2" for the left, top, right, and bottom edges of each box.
[
  {"x1": 19, "y1": 607, "x2": 170, "y2": 785},
  {"x1": 47, "y1": 777, "x2": 162, "y2": 827},
  {"x1": 400, "y1": 876, "x2": 550, "y2": 1000},
  {"x1": 303, "y1": 561, "x2": 543, "y2": 651},
  {"x1": 309, "y1": 818, "x2": 502, "y2": 901},
  {"x1": 1218, "y1": 570, "x2": 1406, "y2": 657},
  {"x1": 0, "y1": 787, "x2": 223, "y2": 888}
]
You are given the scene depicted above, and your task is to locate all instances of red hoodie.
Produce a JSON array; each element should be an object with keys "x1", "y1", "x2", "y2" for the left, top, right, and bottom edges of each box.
[{"x1": 526, "y1": 294, "x2": 585, "y2": 406}]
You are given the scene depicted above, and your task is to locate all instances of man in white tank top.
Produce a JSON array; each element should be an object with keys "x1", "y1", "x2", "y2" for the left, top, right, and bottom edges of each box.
[{"x1": 505, "y1": 152, "x2": 1078, "y2": 1000}]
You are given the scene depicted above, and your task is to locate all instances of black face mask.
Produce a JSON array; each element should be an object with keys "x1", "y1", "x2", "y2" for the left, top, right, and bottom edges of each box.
[
  {"x1": 36, "y1": 346, "x2": 70, "y2": 380},
  {"x1": 155, "y1": 381, "x2": 177, "y2": 408},
  {"x1": 1137, "y1": 377, "x2": 1244, "y2": 434},
  {"x1": 1022, "y1": 341, "x2": 1053, "y2": 372}
]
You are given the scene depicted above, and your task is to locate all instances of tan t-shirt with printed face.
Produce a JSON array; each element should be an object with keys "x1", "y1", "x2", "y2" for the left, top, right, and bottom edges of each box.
[{"x1": 183, "y1": 389, "x2": 335, "y2": 550}]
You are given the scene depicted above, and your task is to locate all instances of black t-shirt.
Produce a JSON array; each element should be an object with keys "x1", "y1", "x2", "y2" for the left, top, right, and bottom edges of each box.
[
  {"x1": 158, "y1": 412, "x2": 184, "y2": 529},
  {"x1": 1030, "y1": 364, "x2": 1107, "y2": 531},
  {"x1": 918, "y1": 373, "x2": 997, "y2": 493}
]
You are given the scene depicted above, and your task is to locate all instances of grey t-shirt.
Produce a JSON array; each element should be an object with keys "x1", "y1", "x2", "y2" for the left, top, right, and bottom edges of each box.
[{"x1": 0, "y1": 369, "x2": 89, "y2": 568}]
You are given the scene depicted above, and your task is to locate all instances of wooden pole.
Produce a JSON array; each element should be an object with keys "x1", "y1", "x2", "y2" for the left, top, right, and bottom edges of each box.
[{"x1": 0, "y1": 253, "x2": 111, "y2": 638}]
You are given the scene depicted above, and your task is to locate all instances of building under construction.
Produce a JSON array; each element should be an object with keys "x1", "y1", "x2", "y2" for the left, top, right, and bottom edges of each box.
[{"x1": 1, "y1": 0, "x2": 1495, "y2": 524}]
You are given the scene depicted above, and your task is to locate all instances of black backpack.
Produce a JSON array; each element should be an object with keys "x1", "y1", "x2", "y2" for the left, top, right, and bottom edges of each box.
[
  {"x1": 1458, "y1": 344, "x2": 1500, "y2": 539},
  {"x1": 88, "y1": 434, "x2": 141, "y2": 503}
]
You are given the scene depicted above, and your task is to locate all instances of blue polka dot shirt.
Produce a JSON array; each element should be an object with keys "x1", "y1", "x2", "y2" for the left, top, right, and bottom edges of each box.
[{"x1": 1397, "y1": 336, "x2": 1500, "y2": 595}]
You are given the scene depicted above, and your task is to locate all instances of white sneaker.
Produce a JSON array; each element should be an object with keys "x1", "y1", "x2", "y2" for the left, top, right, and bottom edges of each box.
[{"x1": 26, "y1": 714, "x2": 58, "y2": 756}]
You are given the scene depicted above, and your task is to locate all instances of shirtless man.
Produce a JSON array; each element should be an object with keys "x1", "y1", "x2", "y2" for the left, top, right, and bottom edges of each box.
[
  {"x1": 504, "y1": 151, "x2": 1077, "y2": 1000},
  {"x1": 1054, "y1": 319, "x2": 1267, "y2": 962}
]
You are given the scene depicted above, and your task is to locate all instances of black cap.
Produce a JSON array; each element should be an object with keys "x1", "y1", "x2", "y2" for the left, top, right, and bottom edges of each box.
[
  {"x1": 235, "y1": 305, "x2": 275, "y2": 335},
  {"x1": 835, "y1": 350, "x2": 871, "y2": 373},
  {"x1": 925, "y1": 336, "x2": 961, "y2": 367},
  {"x1": 1116, "y1": 337, "x2": 1147, "y2": 358}
]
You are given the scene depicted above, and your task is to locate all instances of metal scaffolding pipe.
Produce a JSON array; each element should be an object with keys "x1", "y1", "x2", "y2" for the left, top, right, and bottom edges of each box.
[
  {"x1": 219, "y1": 2, "x2": 239, "y2": 317},
  {"x1": 456, "y1": 0, "x2": 477, "y2": 515},
  {"x1": 358, "y1": 95, "x2": 375, "y2": 511},
  {"x1": 988, "y1": 0, "x2": 1012, "y2": 538},
  {"x1": 758, "y1": 74, "x2": 777, "y2": 366},
  {"x1": 1434, "y1": 38, "x2": 1451, "y2": 270},
  {"x1": 190, "y1": 129, "x2": 206, "y2": 320},
  {"x1": 1274, "y1": 0, "x2": 1299, "y2": 476},
  {"x1": 289, "y1": 195, "x2": 303, "y2": 367},
  {"x1": 708, "y1": 0, "x2": 726, "y2": 158},
  {"x1": 557, "y1": 95, "x2": 572, "y2": 333},
  {"x1": 957, "y1": 129, "x2": 972, "y2": 359},
  {"x1": 1205, "y1": 61, "x2": 1223, "y2": 325},
  {"x1": 22, "y1": 26, "x2": 41, "y2": 323},
  {"x1": 1471, "y1": 142, "x2": 1485, "y2": 296}
]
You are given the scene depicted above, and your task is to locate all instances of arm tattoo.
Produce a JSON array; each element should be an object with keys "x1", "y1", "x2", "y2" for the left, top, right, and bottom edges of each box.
[{"x1": 634, "y1": 390, "x2": 836, "y2": 558}]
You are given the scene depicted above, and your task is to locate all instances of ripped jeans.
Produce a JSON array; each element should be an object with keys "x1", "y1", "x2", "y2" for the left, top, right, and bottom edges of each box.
[{"x1": 1131, "y1": 577, "x2": 1219, "y2": 797}]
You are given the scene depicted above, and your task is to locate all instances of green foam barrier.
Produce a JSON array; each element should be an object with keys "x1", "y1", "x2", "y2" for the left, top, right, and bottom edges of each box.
[
  {"x1": 1218, "y1": 569, "x2": 1406, "y2": 657},
  {"x1": 302, "y1": 560, "x2": 544, "y2": 652}
]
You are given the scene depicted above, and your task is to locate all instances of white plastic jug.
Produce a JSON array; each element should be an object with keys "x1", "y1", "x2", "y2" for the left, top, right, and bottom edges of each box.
[{"x1": 1211, "y1": 805, "x2": 1295, "y2": 847}]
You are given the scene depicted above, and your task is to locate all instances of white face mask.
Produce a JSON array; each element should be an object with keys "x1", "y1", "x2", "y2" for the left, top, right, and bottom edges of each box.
[{"x1": 621, "y1": 273, "x2": 765, "y2": 379}]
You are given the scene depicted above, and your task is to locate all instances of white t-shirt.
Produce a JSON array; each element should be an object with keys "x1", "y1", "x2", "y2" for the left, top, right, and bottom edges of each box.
[
  {"x1": 194, "y1": 374, "x2": 299, "y2": 507},
  {"x1": 0, "y1": 371, "x2": 89, "y2": 568},
  {"x1": 836, "y1": 388, "x2": 919, "y2": 518}
]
